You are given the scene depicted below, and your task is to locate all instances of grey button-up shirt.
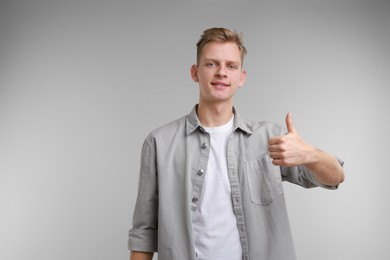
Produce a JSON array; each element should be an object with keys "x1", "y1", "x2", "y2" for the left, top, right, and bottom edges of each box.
[{"x1": 128, "y1": 106, "x2": 342, "y2": 260}]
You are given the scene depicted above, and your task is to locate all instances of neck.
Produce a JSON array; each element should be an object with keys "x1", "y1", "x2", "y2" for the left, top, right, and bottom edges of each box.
[{"x1": 197, "y1": 101, "x2": 234, "y2": 127}]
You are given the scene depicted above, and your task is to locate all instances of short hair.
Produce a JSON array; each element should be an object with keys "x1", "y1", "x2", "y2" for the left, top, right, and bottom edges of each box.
[{"x1": 196, "y1": 27, "x2": 247, "y2": 65}]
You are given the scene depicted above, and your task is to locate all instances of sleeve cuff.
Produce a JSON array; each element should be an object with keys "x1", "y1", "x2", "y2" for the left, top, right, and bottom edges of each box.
[
  {"x1": 128, "y1": 228, "x2": 158, "y2": 252},
  {"x1": 307, "y1": 156, "x2": 344, "y2": 190}
]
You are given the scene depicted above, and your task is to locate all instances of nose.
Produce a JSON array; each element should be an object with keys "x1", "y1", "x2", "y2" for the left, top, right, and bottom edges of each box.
[{"x1": 216, "y1": 65, "x2": 227, "y2": 78}]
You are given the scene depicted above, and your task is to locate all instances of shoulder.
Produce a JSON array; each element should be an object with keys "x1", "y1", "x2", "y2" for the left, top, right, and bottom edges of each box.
[
  {"x1": 234, "y1": 107, "x2": 284, "y2": 137},
  {"x1": 144, "y1": 115, "x2": 187, "y2": 145},
  {"x1": 241, "y1": 117, "x2": 285, "y2": 137}
]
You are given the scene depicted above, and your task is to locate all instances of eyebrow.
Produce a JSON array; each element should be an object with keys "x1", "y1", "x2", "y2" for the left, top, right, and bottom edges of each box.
[{"x1": 203, "y1": 58, "x2": 241, "y2": 65}]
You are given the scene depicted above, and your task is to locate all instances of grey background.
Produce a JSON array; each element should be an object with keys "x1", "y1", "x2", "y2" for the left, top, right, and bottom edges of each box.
[{"x1": 1, "y1": 1, "x2": 389, "y2": 259}]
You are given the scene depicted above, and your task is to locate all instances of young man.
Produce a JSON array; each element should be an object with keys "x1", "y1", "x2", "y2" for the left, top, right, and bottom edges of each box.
[{"x1": 128, "y1": 27, "x2": 344, "y2": 260}]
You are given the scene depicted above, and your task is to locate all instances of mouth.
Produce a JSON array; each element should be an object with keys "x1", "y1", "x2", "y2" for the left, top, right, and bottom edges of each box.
[{"x1": 211, "y1": 81, "x2": 230, "y2": 88}]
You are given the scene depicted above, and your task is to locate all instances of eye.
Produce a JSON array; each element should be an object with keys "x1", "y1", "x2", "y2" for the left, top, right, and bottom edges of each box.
[
  {"x1": 228, "y1": 64, "x2": 238, "y2": 70},
  {"x1": 206, "y1": 62, "x2": 215, "y2": 67}
]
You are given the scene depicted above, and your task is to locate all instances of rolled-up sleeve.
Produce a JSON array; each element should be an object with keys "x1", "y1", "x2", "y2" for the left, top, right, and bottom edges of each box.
[
  {"x1": 128, "y1": 136, "x2": 158, "y2": 252},
  {"x1": 281, "y1": 157, "x2": 344, "y2": 190}
]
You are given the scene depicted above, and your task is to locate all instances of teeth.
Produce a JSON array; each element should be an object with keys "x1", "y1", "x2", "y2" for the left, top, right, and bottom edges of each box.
[{"x1": 212, "y1": 83, "x2": 228, "y2": 86}]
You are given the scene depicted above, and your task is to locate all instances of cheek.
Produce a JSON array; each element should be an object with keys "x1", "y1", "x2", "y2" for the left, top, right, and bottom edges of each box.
[
  {"x1": 198, "y1": 71, "x2": 213, "y2": 83},
  {"x1": 233, "y1": 75, "x2": 243, "y2": 84},
  {"x1": 238, "y1": 74, "x2": 246, "y2": 84},
  {"x1": 200, "y1": 69, "x2": 213, "y2": 77}
]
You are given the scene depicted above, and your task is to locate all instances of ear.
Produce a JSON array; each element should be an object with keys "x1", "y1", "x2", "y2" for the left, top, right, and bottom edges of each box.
[
  {"x1": 238, "y1": 69, "x2": 247, "y2": 88},
  {"x1": 190, "y1": 64, "x2": 199, "y2": 83}
]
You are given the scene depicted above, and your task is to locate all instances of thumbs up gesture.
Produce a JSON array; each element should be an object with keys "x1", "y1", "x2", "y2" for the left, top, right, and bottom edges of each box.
[
  {"x1": 285, "y1": 112, "x2": 296, "y2": 135},
  {"x1": 268, "y1": 113, "x2": 313, "y2": 167}
]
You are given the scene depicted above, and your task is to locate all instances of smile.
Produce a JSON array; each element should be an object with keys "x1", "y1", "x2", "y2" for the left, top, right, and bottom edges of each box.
[{"x1": 211, "y1": 82, "x2": 230, "y2": 87}]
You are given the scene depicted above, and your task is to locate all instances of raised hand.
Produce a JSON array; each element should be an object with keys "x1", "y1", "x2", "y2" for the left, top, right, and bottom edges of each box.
[{"x1": 268, "y1": 113, "x2": 313, "y2": 167}]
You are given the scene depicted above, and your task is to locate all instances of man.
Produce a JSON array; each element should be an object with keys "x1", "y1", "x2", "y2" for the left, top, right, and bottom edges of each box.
[{"x1": 128, "y1": 27, "x2": 344, "y2": 260}]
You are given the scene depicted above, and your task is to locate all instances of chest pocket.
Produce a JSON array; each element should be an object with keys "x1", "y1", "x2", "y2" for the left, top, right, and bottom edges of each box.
[{"x1": 246, "y1": 155, "x2": 283, "y2": 206}]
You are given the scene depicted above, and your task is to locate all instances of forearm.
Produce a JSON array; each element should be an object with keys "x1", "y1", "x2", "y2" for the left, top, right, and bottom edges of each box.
[
  {"x1": 304, "y1": 145, "x2": 345, "y2": 186},
  {"x1": 130, "y1": 251, "x2": 154, "y2": 260}
]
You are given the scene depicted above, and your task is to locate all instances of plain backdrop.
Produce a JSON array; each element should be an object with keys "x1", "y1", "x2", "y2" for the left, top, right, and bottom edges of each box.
[{"x1": 1, "y1": 1, "x2": 389, "y2": 259}]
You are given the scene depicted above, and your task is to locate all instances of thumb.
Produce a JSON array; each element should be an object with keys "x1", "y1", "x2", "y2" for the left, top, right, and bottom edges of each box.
[{"x1": 285, "y1": 112, "x2": 296, "y2": 134}]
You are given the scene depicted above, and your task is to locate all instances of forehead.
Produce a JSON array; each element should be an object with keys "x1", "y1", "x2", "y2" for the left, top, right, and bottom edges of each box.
[{"x1": 200, "y1": 42, "x2": 241, "y2": 63}]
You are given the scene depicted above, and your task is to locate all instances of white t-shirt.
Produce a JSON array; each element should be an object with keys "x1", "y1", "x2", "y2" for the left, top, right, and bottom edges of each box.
[{"x1": 192, "y1": 116, "x2": 242, "y2": 260}]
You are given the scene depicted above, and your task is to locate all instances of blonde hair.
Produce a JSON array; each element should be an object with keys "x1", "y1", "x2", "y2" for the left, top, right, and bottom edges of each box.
[{"x1": 196, "y1": 27, "x2": 247, "y2": 65}]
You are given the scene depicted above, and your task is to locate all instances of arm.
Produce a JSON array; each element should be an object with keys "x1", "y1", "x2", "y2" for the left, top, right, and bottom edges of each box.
[
  {"x1": 298, "y1": 144, "x2": 344, "y2": 186},
  {"x1": 128, "y1": 138, "x2": 159, "y2": 254},
  {"x1": 268, "y1": 113, "x2": 345, "y2": 186},
  {"x1": 130, "y1": 251, "x2": 154, "y2": 260}
]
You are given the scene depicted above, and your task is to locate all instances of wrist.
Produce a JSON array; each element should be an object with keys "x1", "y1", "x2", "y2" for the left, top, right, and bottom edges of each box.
[{"x1": 303, "y1": 144, "x2": 318, "y2": 166}]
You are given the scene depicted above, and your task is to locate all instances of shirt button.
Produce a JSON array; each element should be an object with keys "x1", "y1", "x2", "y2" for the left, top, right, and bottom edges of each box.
[
  {"x1": 192, "y1": 197, "x2": 198, "y2": 203},
  {"x1": 198, "y1": 169, "x2": 204, "y2": 176},
  {"x1": 201, "y1": 143, "x2": 207, "y2": 149}
]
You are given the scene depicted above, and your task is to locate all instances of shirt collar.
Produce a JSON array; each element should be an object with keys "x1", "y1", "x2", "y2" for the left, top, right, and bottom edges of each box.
[{"x1": 186, "y1": 105, "x2": 253, "y2": 136}]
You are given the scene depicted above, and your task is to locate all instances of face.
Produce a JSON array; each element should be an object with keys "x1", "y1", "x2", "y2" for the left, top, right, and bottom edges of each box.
[{"x1": 190, "y1": 42, "x2": 246, "y2": 105}]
